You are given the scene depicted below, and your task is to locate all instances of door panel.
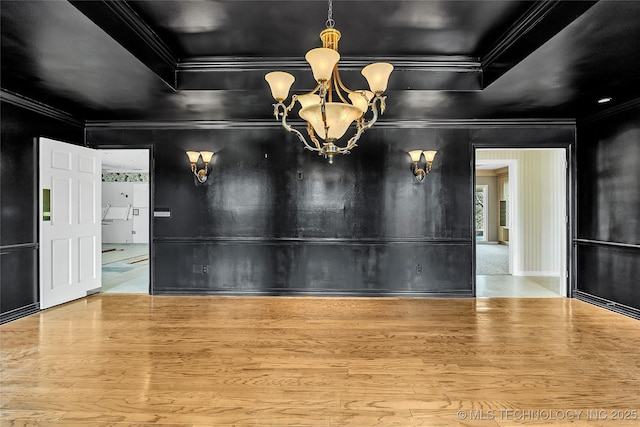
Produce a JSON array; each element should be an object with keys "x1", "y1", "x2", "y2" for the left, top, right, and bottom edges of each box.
[
  {"x1": 51, "y1": 178, "x2": 71, "y2": 225},
  {"x1": 78, "y1": 154, "x2": 96, "y2": 174},
  {"x1": 79, "y1": 180, "x2": 95, "y2": 224},
  {"x1": 78, "y1": 236, "x2": 97, "y2": 283},
  {"x1": 40, "y1": 138, "x2": 101, "y2": 309},
  {"x1": 51, "y1": 150, "x2": 71, "y2": 170},
  {"x1": 51, "y1": 238, "x2": 71, "y2": 287}
]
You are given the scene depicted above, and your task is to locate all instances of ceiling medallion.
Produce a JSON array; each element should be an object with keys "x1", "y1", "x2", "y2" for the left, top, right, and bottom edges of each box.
[{"x1": 265, "y1": 0, "x2": 393, "y2": 164}]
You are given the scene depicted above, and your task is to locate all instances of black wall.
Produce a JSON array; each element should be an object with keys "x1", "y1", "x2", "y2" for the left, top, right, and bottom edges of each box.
[
  {"x1": 0, "y1": 101, "x2": 83, "y2": 321},
  {"x1": 576, "y1": 104, "x2": 640, "y2": 311},
  {"x1": 88, "y1": 124, "x2": 574, "y2": 297}
]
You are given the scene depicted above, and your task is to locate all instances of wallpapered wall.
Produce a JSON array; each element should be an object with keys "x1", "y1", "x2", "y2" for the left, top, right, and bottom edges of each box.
[{"x1": 102, "y1": 172, "x2": 149, "y2": 182}]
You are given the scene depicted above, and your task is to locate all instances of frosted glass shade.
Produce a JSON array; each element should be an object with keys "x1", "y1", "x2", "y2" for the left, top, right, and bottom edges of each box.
[
  {"x1": 408, "y1": 150, "x2": 423, "y2": 163},
  {"x1": 186, "y1": 151, "x2": 201, "y2": 163},
  {"x1": 296, "y1": 94, "x2": 321, "y2": 108},
  {"x1": 348, "y1": 90, "x2": 374, "y2": 113},
  {"x1": 361, "y1": 62, "x2": 394, "y2": 94},
  {"x1": 305, "y1": 48, "x2": 340, "y2": 82},
  {"x1": 299, "y1": 102, "x2": 361, "y2": 141},
  {"x1": 200, "y1": 151, "x2": 215, "y2": 163},
  {"x1": 265, "y1": 71, "x2": 295, "y2": 101},
  {"x1": 423, "y1": 150, "x2": 437, "y2": 162}
]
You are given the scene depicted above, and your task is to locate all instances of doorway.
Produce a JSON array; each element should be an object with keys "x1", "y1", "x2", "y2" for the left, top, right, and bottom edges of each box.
[
  {"x1": 100, "y1": 149, "x2": 150, "y2": 294},
  {"x1": 475, "y1": 149, "x2": 567, "y2": 298}
]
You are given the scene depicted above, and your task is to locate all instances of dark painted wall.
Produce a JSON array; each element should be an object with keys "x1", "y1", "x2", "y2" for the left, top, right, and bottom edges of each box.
[
  {"x1": 0, "y1": 101, "x2": 83, "y2": 318},
  {"x1": 88, "y1": 125, "x2": 574, "y2": 296},
  {"x1": 576, "y1": 104, "x2": 640, "y2": 310}
]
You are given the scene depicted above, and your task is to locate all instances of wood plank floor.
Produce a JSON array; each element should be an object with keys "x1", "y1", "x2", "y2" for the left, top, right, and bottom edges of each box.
[{"x1": 2, "y1": 295, "x2": 640, "y2": 426}]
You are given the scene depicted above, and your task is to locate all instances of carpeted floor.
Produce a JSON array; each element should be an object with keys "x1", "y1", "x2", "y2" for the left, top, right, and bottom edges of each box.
[{"x1": 476, "y1": 243, "x2": 509, "y2": 275}]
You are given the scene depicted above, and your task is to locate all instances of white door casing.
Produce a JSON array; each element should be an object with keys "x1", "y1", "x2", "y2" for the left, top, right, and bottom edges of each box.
[{"x1": 39, "y1": 138, "x2": 101, "y2": 309}]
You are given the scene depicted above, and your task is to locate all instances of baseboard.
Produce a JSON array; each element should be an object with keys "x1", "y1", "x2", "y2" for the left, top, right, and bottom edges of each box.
[
  {"x1": 575, "y1": 291, "x2": 640, "y2": 320},
  {"x1": 0, "y1": 303, "x2": 40, "y2": 324},
  {"x1": 152, "y1": 289, "x2": 474, "y2": 298},
  {"x1": 476, "y1": 241, "x2": 500, "y2": 245},
  {"x1": 513, "y1": 271, "x2": 560, "y2": 277}
]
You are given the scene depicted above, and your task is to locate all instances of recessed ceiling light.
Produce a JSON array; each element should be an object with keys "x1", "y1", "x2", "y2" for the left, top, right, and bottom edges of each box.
[{"x1": 598, "y1": 97, "x2": 612, "y2": 104}]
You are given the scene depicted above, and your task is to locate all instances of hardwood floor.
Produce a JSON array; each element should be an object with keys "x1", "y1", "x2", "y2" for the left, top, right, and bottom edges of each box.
[{"x1": 2, "y1": 295, "x2": 640, "y2": 426}]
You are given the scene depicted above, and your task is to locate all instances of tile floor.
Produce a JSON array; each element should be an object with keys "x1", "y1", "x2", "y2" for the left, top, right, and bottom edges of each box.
[
  {"x1": 476, "y1": 274, "x2": 564, "y2": 298},
  {"x1": 101, "y1": 243, "x2": 149, "y2": 294}
]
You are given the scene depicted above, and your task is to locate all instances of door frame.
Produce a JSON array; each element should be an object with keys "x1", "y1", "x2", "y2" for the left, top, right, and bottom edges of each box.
[
  {"x1": 472, "y1": 144, "x2": 573, "y2": 298},
  {"x1": 91, "y1": 144, "x2": 154, "y2": 295}
]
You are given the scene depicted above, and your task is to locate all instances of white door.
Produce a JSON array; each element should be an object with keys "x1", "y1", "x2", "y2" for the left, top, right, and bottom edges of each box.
[
  {"x1": 132, "y1": 183, "x2": 149, "y2": 243},
  {"x1": 39, "y1": 137, "x2": 101, "y2": 309}
]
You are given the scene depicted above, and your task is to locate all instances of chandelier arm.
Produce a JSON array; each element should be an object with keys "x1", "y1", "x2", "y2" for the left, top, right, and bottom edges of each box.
[
  {"x1": 275, "y1": 101, "x2": 321, "y2": 152},
  {"x1": 334, "y1": 67, "x2": 356, "y2": 95},
  {"x1": 307, "y1": 83, "x2": 322, "y2": 96},
  {"x1": 319, "y1": 92, "x2": 330, "y2": 140},
  {"x1": 332, "y1": 68, "x2": 350, "y2": 105},
  {"x1": 341, "y1": 98, "x2": 382, "y2": 152},
  {"x1": 363, "y1": 95, "x2": 383, "y2": 129},
  {"x1": 306, "y1": 123, "x2": 323, "y2": 151},
  {"x1": 344, "y1": 128, "x2": 365, "y2": 152}
]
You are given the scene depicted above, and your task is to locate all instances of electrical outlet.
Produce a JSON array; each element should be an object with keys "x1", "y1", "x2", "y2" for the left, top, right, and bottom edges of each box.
[
  {"x1": 202, "y1": 265, "x2": 208, "y2": 274},
  {"x1": 416, "y1": 264, "x2": 422, "y2": 275}
]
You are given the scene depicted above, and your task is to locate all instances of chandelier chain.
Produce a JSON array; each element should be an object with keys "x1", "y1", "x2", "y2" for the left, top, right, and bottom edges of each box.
[{"x1": 326, "y1": 0, "x2": 335, "y2": 28}]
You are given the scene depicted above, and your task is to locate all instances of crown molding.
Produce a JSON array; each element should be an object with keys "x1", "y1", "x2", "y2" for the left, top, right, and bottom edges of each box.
[
  {"x1": 481, "y1": 0, "x2": 598, "y2": 88},
  {"x1": 483, "y1": 0, "x2": 560, "y2": 67},
  {"x1": 578, "y1": 97, "x2": 640, "y2": 125},
  {"x1": 105, "y1": 0, "x2": 176, "y2": 68},
  {"x1": 177, "y1": 56, "x2": 482, "y2": 91},
  {"x1": 0, "y1": 89, "x2": 84, "y2": 127},
  {"x1": 85, "y1": 118, "x2": 575, "y2": 130},
  {"x1": 69, "y1": 0, "x2": 177, "y2": 88},
  {"x1": 178, "y1": 56, "x2": 481, "y2": 73}
]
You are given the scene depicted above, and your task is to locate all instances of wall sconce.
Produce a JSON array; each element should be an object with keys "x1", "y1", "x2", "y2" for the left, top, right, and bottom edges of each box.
[
  {"x1": 186, "y1": 151, "x2": 215, "y2": 183},
  {"x1": 408, "y1": 150, "x2": 437, "y2": 182}
]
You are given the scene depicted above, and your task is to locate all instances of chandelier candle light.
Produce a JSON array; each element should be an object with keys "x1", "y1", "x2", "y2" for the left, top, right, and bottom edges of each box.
[{"x1": 265, "y1": 0, "x2": 393, "y2": 164}]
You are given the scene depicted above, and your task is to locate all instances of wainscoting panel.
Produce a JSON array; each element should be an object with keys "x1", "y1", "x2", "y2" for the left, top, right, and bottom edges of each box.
[
  {"x1": 576, "y1": 242, "x2": 640, "y2": 311},
  {"x1": 0, "y1": 245, "x2": 38, "y2": 315},
  {"x1": 154, "y1": 240, "x2": 472, "y2": 296}
]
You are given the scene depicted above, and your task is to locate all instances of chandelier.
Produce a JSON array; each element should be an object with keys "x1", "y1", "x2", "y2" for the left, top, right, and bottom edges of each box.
[{"x1": 265, "y1": 0, "x2": 393, "y2": 164}]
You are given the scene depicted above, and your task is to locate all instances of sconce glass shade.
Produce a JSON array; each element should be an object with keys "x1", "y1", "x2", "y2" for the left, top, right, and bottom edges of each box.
[
  {"x1": 297, "y1": 94, "x2": 321, "y2": 108},
  {"x1": 299, "y1": 102, "x2": 362, "y2": 141},
  {"x1": 408, "y1": 150, "x2": 423, "y2": 163},
  {"x1": 186, "y1": 151, "x2": 201, "y2": 163},
  {"x1": 361, "y1": 63, "x2": 394, "y2": 94},
  {"x1": 265, "y1": 71, "x2": 295, "y2": 101},
  {"x1": 423, "y1": 150, "x2": 437, "y2": 162},
  {"x1": 305, "y1": 48, "x2": 340, "y2": 82},
  {"x1": 200, "y1": 151, "x2": 215, "y2": 163},
  {"x1": 348, "y1": 90, "x2": 374, "y2": 114}
]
